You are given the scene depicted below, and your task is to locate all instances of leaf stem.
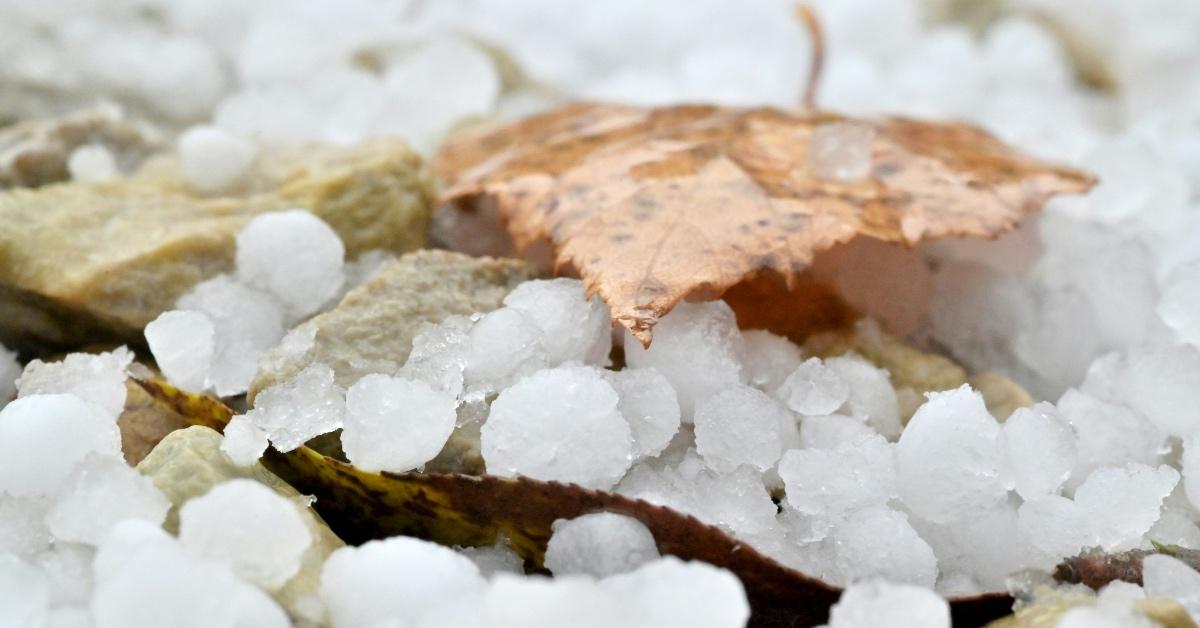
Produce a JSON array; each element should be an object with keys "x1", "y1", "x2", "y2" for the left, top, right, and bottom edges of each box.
[{"x1": 795, "y1": 3, "x2": 825, "y2": 110}]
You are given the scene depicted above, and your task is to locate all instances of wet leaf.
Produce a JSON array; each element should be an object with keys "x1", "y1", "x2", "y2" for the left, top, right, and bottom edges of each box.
[
  {"x1": 1055, "y1": 547, "x2": 1200, "y2": 589},
  {"x1": 134, "y1": 376, "x2": 1013, "y2": 627},
  {"x1": 435, "y1": 103, "x2": 1095, "y2": 345}
]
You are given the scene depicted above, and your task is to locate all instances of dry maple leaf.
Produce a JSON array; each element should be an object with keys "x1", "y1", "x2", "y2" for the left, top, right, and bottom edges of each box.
[{"x1": 435, "y1": 103, "x2": 1095, "y2": 345}]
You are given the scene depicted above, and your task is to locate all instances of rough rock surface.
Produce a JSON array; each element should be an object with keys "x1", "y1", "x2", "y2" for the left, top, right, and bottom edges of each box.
[
  {"x1": 248, "y1": 250, "x2": 539, "y2": 401},
  {"x1": 0, "y1": 139, "x2": 433, "y2": 352},
  {"x1": 137, "y1": 426, "x2": 343, "y2": 627},
  {"x1": 0, "y1": 107, "x2": 163, "y2": 188}
]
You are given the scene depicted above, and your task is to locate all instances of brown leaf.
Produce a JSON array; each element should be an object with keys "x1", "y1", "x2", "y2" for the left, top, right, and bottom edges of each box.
[
  {"x1": 435, "y1": 103, "x2": 1095, "y2": 345},
  {"x1": 134, "y1": 377, "x2": 1013, "y2": 627},
  {"x1": 1054, "y1": 546, "x2": 1200, "y2": 589}
]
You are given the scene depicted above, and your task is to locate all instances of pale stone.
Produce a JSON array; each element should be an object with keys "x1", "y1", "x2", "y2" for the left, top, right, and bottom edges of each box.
[
  {"x1": 0, "y1": 139, "x2": 431, "y2": 351},
  {"x1": 137, "y1": 426, "x2": 342, "y2": 626}
]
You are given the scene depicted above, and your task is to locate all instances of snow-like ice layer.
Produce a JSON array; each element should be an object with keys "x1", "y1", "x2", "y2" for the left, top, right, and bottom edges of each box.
[
  {"x1": 481, "y1": 366, "x2": 632, "y2": 489},
  {"x1": 545, "y1": 513, "x2": 660, "y2": 578},
  {"x1": 238, "y1": 363, "x2": 344, "y2": 452},
  {"x1": 16, "y1": 348, "x2": 133, "y2": 417},
  {"x1": 464, "y1": 307, "x2": 549, "y2": 394},
  {"x1": 179, "y1": 479, "x2": 312, "y2": 590}
]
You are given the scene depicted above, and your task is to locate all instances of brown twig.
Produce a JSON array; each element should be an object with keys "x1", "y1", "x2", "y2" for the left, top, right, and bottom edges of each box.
[{"x1": 794, "y1": 4, "x2": 825, "y2": 110}]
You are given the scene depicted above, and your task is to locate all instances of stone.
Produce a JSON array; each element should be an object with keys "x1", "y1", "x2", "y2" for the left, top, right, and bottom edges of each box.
[
  {"x1": 136, "y1": 426, "x2": 343, "y2": 626},
  {"x1": 0, "y1": 139, "x2": 432, "y2": 352},
  {"x1": 248, "y1": 250, "x2": 538, "y2": 401},
  {"x1": 0, "y1": 107, "x2": 162, "y2": 189}
]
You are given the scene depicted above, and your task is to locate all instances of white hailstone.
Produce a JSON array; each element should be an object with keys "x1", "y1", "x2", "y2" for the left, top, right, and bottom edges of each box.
[
  {"x1": 1185, "y1": 434, "x2": 1200, "y2": 512},
  {"x1": 240, "y1": 363, "x2": 344, "y2": 452},
  {"x1": 1074, "y1": 464, "x2": 1179, "y2": 551},
  {"x1": 0, "y1": 496, "x2": 51, "y2": 560},
  {"x1": 458, "y1": 541, "x2": 525, "y2": 578},
  {"x1": 825, "y1": 355, "x2": 901, "y2": 439},
  {"x1": 35, "y1": 542, "x2": 94, "y2": 607},
  {"x1": 483, "y1": 573, "x2": 621, "y2": 627},
  {"x1": 342, "y1": 374, "x2": 458, "y2": 473},
  {"x1": 464, "y1": 308, "x2": 550, "y2": 393},
  {"x1": 381, "y1": 36, "x2": 502, "y2": 150},
  {"x1": 45, "y1": 454, "x2": 169, "y2": 546},
  {"x1": 0, "y1": 343, "x2": 20, "y2": 400},
  {"x1": 67, "y1": 144, "x2": 117, "y2": 182},
  {"x1": 777, "y1": 357, "x2": 849, "y2": 416},
  {"x1": 545, "y1": 513, "x2": 660, "y2": 578},
  {"x1": 600, "y1": 557, "x2": 751, "y2": 628},
  {"x1": 602, "y1": 367, "x2": 681, "y2": 458},
  {"x1": 320, "y1": 536, "x2": 486, "y2": 628},
  {"x1": 1017, "y1": 495, "x2": 1090, "y2": 559},
  {"x1": 896, "y1": 385, "x2": 1010, "y2": 524},
  {"x1": 178, "y1": 125, "x2": 257, "y2": 193},
  {"x1": 693, "y1": 384, "x2": 788, "y2": 474},
  {"x1": 1158, "y1": 260, "x2": 1200, "y2": 347},
  {"x1": 144, "y1": 310, "x2": 215, "y2": 392},
  {"x1": 17, "y1": 347, "x2": 133, "y2": 417},
  {"x1": 398, "y1": 315, "x2": 473, "y2": 397},
  {"x1": 179, "y1": 479, "x2": 312, "y2": 590},
  {"x1": 918, "y1": 501, "x2": 1046, "y2": 591},
  {"x1": 503, "y1": 278, "x2": 613, "y2": 365},
  {"x1": 779, "y1": 433, "x2": 896, "y2": 526},
  {"x1": 832, "y1": 507, "x2": 939, "y2": 589},
  {"x1": 177, "y1": 275, "x2": 285, "y2": 397},
  {"x1": 798, "y1": 414, "x2": 879, "y2": 450},
  {"x1": 235, "y1": 209, "x2": 346, "y2": 319},
  {"x1": 827, "y1": 579, "x2": 949, "y2": 628},
  {"x1": 1057, "y1": 389, "x2": 1163, "y2": 485},
  {"x1": 481, "y1": 366, "x2": 632, "y2": 489},
  {"x1": 805, "y1": 121, "x2": 875, "y2": 182},
  {"x1": 624, "y1": 301, "x2": 744, "y2": 420},
  {"x1": 219, "y1": 415, "x2": 269, "y2": 466},
  {"x1": 93, "y1": 519, "x2": 289, "y2": 628},
  {"x1": 1002, "y1": 402, "x2": 1077, "y2": 499},
  {"x1": 1056, "y1": 581, "x2": 1153, "y2": 628},
  {"x1": 1142, "y1": 555, "x2": 1200, "y2": 621},
  {"x1": 1115, "y1": 345, "x2": 1200, "y2": 438},
  {"x1": 739, "y1": 329, "x2": 803, "y2": 395},
  {"x1": 0, "y1": 394, "x2": 121, "y2": 497},
  {"x1": 0, "y1": 553, "x2": 50, "y2": 628}
]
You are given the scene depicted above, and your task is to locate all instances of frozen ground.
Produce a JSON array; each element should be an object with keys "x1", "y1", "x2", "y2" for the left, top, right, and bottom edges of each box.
[{"x1": 3, "y1": 0, "x2": 1200, "y2": 626}]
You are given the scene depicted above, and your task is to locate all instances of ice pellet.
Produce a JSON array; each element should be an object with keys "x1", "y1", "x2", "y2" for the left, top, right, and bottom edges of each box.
[
  {"x1": 482, "y1": 366, "x2": 632, "y2": 489},
  {"x1": 342, "y1": 374, "x2": 458, "y2": 473},
  {"x1": 145, "y1": 310, "x2": 215, "y2": 392},
  {"x1": 545, "y1": 513, "x2": 660, "y2": 578}
]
